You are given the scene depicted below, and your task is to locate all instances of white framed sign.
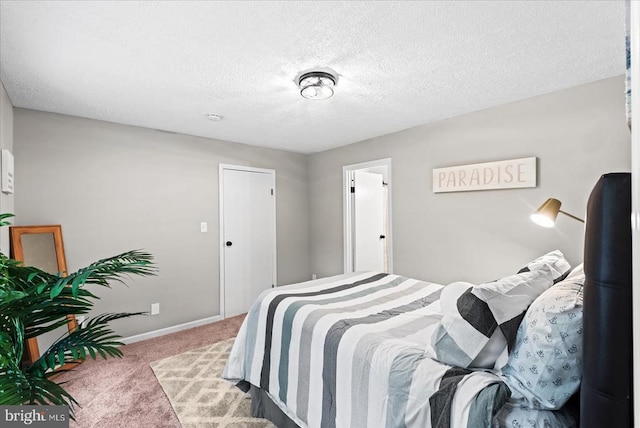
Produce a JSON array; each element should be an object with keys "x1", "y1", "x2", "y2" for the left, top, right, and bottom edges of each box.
[
  {"x1": 1, "y1": 149, "x2": 14, "y2": 194},
  {"x1": 433, "y1": 157, "x2": 537, "y2": 193}
]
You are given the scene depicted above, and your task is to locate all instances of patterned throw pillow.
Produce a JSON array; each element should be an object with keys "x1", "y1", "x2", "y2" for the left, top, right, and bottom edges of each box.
[
  {"x1": 500, "y1": 265, "x2": 584, "y2": 410},
  {"x1": 428, "y1": 250, "x2": 571, "y2": 369}
]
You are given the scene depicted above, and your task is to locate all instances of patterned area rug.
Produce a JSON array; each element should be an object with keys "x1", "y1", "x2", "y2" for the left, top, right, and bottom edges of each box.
[{"x1": 150, "y1": 338, "x2": 275, "y2": 428}]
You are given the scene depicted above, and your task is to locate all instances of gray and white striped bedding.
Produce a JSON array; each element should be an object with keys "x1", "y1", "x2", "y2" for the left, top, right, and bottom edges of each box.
[{"x1": 223, "y1": 272, "x2": 510, "y2": 428}]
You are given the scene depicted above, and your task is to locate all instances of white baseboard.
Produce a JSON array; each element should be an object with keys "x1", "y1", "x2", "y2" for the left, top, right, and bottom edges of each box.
[{"x1": 119, "y1": 315, "x2": 222, "y2": 345}]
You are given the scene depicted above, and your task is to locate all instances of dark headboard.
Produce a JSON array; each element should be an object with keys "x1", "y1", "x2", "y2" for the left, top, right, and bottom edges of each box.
[{"x1": 581, "y1": 172, "x2": 633, "y2": 427}]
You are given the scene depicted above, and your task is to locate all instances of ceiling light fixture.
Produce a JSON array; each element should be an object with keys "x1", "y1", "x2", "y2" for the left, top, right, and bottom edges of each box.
[
  {"x1": 297, "y1": 71, "x2": 336, "y2": 100},
  {"x1": 207, "y1": 113, "x2": 223, "y2": 121}
]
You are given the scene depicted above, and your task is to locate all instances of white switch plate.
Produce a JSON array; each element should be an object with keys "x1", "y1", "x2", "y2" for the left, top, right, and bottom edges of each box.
[
  {"x1": 200, "y1": 222, "x2": 208, "y2": 233},
  {"x1": 151, "y1": 303, "x2": 160, "y2": 315},
  {"x1": 2, "y1": 150, "x2": 14, "y2": 194}
]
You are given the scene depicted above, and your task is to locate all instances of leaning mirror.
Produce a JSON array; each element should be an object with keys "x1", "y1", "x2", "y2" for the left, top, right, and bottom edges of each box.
[{"x1": 10, "y1": 225, "x2": 78, "y2": 365}]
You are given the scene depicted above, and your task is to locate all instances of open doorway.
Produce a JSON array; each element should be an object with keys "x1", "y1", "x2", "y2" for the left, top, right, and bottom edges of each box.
[{"x1": 343, "y1": 158, "x2": 392, "y2": 273}]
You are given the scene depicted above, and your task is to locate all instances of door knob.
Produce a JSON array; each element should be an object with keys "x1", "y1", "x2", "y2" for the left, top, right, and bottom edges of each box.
[
  {"x1": 226, "y1": 241, "x2": 233, "y2": 247},
  {"x1": 379, "y1": 235, "x2": 386, "y2": 239}
]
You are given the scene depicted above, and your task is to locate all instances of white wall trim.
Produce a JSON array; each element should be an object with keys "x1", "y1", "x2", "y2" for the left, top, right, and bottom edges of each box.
[
  {"x1": 119, "y1": 315, "x2": 222, "y2": 345},
  {"x1": 630, "y1": 0, "x2": 640, "y2": 423},
  {"x1": 343, "y1": 158, "x2": 393, "y2": 274},
  {"x1": 218, "y1": 163, "x2": 277, "y2": 320}
]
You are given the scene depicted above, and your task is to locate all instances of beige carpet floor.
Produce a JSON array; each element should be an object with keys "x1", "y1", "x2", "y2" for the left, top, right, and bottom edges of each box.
[
  {"x1": 151, "y1": 338, "x2": 275, "y2": 428},
  {"x1": 57, "y1": 315, "x2": 245, "y2": 427}
]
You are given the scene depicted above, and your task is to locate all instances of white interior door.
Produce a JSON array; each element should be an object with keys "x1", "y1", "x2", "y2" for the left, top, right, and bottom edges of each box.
[
  {"x1": 221, "y1": 166, "x2": 276, "y2": 318},
  {"x1": 354, "y1": 170, "x2": 385, "y2": 272}
]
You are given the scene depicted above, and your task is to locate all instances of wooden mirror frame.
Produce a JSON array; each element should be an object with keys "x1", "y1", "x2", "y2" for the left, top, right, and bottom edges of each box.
[{"x1": 10, "y1": 225, "x2": 78, "y2": 365}]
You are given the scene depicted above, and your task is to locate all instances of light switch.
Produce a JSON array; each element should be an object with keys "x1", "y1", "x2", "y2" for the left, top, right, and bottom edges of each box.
[{"x1": 201, "y1": 222, "x2": 208, "y2": 233}]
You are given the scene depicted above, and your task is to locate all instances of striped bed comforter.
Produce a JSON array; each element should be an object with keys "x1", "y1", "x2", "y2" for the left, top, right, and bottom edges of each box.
[{"x1": 223, "y1": 272, "x2": 509, "y2": 428}]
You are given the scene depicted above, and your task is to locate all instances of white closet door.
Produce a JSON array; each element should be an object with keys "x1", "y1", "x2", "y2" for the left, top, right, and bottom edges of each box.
[{"x1": 221, "y1": 167, "x2": 275, "y2": 318}]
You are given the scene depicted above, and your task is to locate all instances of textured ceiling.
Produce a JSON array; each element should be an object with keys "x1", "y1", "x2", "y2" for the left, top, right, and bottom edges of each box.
[{"x1": 0, "y1": 1, "x2": 626, "y2": 154}]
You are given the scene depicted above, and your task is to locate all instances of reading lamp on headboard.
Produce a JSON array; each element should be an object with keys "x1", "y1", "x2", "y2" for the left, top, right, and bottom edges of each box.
[{"x1": 530, "y1": 198, "x2": 585, "y2": 227}]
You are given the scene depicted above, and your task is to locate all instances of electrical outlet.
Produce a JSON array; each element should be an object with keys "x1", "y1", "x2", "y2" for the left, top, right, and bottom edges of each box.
[
  {"x1": 76, "y1": 315, "x2": 86, "y2": 327},
  {"x1": 151, "y1": 303, "x2": 160, "y2": 315},
  {"x1": 200, "y1": 222, "x2": 208, "y2": 233},
  {"x1": 312, "y1": 274, "x2": 317, "y2": 280}
]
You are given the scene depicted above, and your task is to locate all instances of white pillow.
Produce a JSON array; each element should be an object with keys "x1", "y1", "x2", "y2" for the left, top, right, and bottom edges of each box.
[{"x1": 427, "y1": 250, "x2": 571, "y2": 369}]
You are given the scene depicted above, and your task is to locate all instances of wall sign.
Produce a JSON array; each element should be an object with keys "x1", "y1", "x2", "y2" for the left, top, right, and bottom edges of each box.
[
  {"x1": 433, "y1": 157, "x2": 537, "y2": 193},
  {"x1": 1, "y1": 149, "x2": 14, "y2": 194}
]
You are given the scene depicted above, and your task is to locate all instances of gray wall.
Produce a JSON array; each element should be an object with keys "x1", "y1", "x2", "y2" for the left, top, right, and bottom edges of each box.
[
  {"x1": 0, "y1": 82, "x2": 14, "y2": 254},
  {"x1": 308, "y1": 76, "x2": 631, "y2": 284},
  {"x1": 13, "y1": 109, "x2": 310, "y2": 337}
]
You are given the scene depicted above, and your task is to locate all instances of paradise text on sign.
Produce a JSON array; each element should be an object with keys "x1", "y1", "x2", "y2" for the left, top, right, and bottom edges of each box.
[{"x1": 432, "y1": 157, "x2": 537, "y2": 193}]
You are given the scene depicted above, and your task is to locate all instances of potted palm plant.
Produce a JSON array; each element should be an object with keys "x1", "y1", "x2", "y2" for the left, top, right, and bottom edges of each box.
[{"x1": 0, "y1": 214, "x2": 156, "y2": 414}]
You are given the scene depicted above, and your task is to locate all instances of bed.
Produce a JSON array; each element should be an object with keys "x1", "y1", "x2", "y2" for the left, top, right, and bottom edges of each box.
[{"x1": 223, "y1": 172, "x2": 632, "y2": 428}]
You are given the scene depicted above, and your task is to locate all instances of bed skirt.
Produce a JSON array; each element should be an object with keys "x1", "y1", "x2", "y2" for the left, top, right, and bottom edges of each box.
[{"x1": 247, "y1": 383, "x2": 300, "y2": 428}]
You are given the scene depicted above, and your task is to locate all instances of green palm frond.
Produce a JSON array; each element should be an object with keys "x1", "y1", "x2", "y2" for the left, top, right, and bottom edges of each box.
[
  {"x1": 48, "y1": 250, "x2": 156, "y2": 298},
  {"x1": 0, "y1": 327, "x2": 23, "y2": 370},
  {"x1": 0, "y1": 288, "x2": 94, "y2": 339},
  {"x1": 0, "y1": 373, "x2": 28, "y2": 405},
  {"x1": 0, "y1": 352, "x2": 79, "y2": 419},
  {"x1": 3, "y1": 263, "x2": 64, "y2": 294},
  {"x1": 0, "y1": 367, "x2": 79, "y2": 409},
  {"x1": 0, "y1": 362, "x2": 31, "y2": 405},
  {"x1": 32, "y1": 312, "x2": 146, "y2": 373},
  {"x1": 0, "y1": 325, "x2": 77, "y2": 410},
  {"x1": 0, "y1": 288, "x2": 26, "y2": 303},
  {"x1": 0, "y1": 254, "x2": 28, "y2": 290},
  {"x1": 0, "y1": 213, "x2": 14, "y2": 227}
]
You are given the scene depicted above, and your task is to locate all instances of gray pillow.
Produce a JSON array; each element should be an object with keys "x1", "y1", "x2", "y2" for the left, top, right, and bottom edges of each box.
[{"x1": 500, "y1": 265, "x2": 584, "y2": 410}]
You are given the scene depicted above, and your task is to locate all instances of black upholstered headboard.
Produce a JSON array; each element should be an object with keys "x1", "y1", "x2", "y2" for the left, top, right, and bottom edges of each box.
[{"x1": 581, "y1": 172, "x2": 633, "y2": 427}]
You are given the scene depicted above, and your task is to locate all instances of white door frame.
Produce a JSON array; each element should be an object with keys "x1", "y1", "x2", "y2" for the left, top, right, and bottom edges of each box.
[
  {"x1": 343, "y1": 158, "x2": 393, "y2": 274},
  {"x1": 630, "y1": 0, "x2": 640, "y2": 420},
  {"x1": 219, "y1": 163, "x2": 277, "y2": 319}
]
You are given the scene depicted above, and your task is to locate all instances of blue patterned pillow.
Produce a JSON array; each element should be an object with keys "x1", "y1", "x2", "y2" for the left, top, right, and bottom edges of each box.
[
  {"x1": 500, "y1": 265, "x2": 584, "y2": 410},
  {"x1": 492, "y1": 401, "x2": 578, "y2": 428}
]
